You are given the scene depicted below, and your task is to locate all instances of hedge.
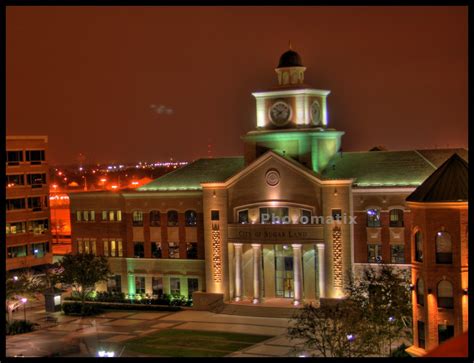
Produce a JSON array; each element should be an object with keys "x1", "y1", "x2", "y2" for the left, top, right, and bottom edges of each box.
[{"x1": 62, "y1": 301, "x2": 182, "y2": 315}]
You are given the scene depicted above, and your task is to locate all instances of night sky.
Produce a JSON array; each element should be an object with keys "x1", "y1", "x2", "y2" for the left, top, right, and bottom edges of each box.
[{"x1": 6, "y1": 6, "x2": 467, "y2": 165}]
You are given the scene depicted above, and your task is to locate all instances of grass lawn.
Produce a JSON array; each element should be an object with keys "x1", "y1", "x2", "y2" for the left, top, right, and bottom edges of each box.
[{"x1": 123, "y1": 329, "x2": 273, "y2": 357}]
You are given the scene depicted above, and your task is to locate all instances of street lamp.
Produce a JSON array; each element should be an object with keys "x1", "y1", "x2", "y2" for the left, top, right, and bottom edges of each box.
[
  {"x1": 21, "y1": 298, "x2": 27, "y2": 321},
  {"x1": 13, "y1": 276, "x2": 18, "y2": 281}
]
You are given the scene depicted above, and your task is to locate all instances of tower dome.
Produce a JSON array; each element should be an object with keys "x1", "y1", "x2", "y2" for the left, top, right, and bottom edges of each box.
[
  {"x1": 275, "y1": 43, "x2": 306, "y2": 86},
  {"x1": 277, "y1": 49, "x2": 304, "y2": 68}
]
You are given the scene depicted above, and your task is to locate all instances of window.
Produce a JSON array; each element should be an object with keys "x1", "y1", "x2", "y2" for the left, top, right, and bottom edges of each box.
[
  {"x1": 91, "y1": 239, "x2": 97, "y2": 255},
  {"x1": 389, "y1": 209, "x2": 404, "y2": 227},
  {"x1": 150, "y1": 211, "x2": 161, "y2": 226},
  {"x1": 107, "y1": 275, "x2": 122, "y2": 293},
  {"x1": 259, "y1": 207, "x2": 289, "y2": 224},
  {"x1": 391, "y1": 245, "x2": 405, "y2": 264},
  {"x1": 169, "y1": 242, "x2": 179, "y2": 259},
  {"x1": 110, "y1": 240, "x2": 116, "y2": 256},
  {"x1": 188, "y1": 278, "x2": 199, "y2": 299},
  {"x1": 134, "y1": 242, "x2": 144, "y2": 258},
  {"x1": 438, "y1": 324, "x2": 454, "y2": 344},
  {"x1": 332, "y1": 209, "x2": 342, "y2": 221},
  {"x1": 301, "y1": 209, "x2": 312, "y2": 224},
  {"x1": 132, "y1": 211, "x2": 143, "y2": 226},
  {"x1": 102, "y1": 210, "x2": 121, "y2": 222},
  {"x1": 436, "y1": 231, "x2": 452, "y2": 264},
  {"x1": 103, "y1": 240, "x2": 109, "y2": 256},
  {"x1": 167, "y1": 210, "x2": 179, "y2": 226},
  {"x1": 418, "y1": 321, "x2": 425, "y2": 349},
  {"x1": 6, "y1": 198, "x2": 26, "y2": 211},
  {"x1": 28, "y1": 219, "x2": 49, "y2": 234},
  {"x1": 25, "y1": 150, "x2": 45, "y2": 164},
  {"x1": 170, "y1": 277, "x2": 181, "y2": 295},
  {"x1": 186, "y1": 242, "x2": 198, "y2": 259},
  {"x1": 77, "y1": 211, "x2": 82, "y2": 222},
  {"x1": 152, "y1": 242, "x2": 162, "y2": 258},
  {"x1": 367, "y1": 208, "x2": 381, "y2": 227},
  {"x1": 7, "y1": 245, "x2": 28, "y2": 258},
  {"x1": 26, "y1": 174, "x2": 46, "y2": 187},
  {"x1": 152, "y1": 277, "x2": 163, "y2": 297},
  {"x1": 7, "y1": 150, "x2": 23, "y2": 165},
  {"x1": 211, "y1": 210, "x2": 220, "y2": 221},
  {"x1": 31, "y1": 242, "x2": 49, "y2": 257},
  {"x1": 135, "y1": 276, "x2": 146, "y2": 295},
  {"x1": 109, "y1": 210, "x2": 115, "y2": 221},
  {"x1": 367, "y1": 244, "x2": 382, "y2": 263},
  {"x1": 437, "y1": 280, "x2": 454, "y2": 309},
  {"x1": 28, "y1": 197, "x2": 42, "y2": 211},
  {"x1": 77, "y1": 239, "x2": 83, "y2": 253},
  {"x1": 117, "y1": 210, "x2": 122, "y2": 221},
  {"x1": 6, "y1": 221, "x2": 27, "y2": 235},
  {"x1": 416, "y1": 278, "x2": 424, "y2": 306},
  {"x1": 117, "y1": 240, "x2": 123, "y2": 257},
  {"x1": 238, "y1": 210, "x2": 249, "y2": 224},
  {"x1": 6, "y1": 174, "x2": 24, "y2": 186},
  {"x1": 185, "y1": 210, "x2": 197, "y2": 226},
  {"x1": 415, "y1": 231, "x2": 423, "y2": 262}
]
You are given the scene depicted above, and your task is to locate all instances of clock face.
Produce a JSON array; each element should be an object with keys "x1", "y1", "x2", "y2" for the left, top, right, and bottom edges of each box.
[
  {"x1": 311, "y1": 100, "x2": 321, "y2": 125},
  {"x1": 269, "y1": 101, "x2": 291, "y2": 126}
]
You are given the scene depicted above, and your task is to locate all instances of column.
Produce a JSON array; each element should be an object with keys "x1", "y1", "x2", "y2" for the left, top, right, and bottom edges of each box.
[
  {"x1": 252, "y1": 244, "x2": 262, "y2": 304},
  {"x1": 292, "y1": 244, "x2": 303, "y2": 305},
  {"x1": 234, "y1": 243, "x2": 243, "y2": 301},
  {"x1": 316, "y1": 243, "x2": 325, "y2": 298}
]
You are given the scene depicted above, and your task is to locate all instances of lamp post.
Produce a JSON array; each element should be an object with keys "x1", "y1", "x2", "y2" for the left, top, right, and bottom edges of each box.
[
  {"x1": 347, "y1": 334, "x2": 354, "y2": 357},
  {"x1": 21, "y1": 298, "x2": 27, "y2": 321}
]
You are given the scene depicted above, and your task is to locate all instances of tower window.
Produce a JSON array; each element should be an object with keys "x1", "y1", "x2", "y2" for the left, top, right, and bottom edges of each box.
[
  {"x1": 414, "y1": 231, "x2": 423, "y2": 262},
  {"x1": 185, "y1": 210, "x2": 197, "y2": 226},
  {"x1": 435, "y1": 231, "x2": 452, "y2": 264}
]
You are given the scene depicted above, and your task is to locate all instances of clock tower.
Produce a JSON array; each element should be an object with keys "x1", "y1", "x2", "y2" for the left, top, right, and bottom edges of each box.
[{"x1": 242, "y1": 46, "x2": 345, "y2": 173}]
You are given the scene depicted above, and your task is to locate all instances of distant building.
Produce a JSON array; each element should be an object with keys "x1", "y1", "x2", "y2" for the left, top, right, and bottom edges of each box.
[
  {"x1": 6, "y1": 136, "x2": 53, "y2": 271},
  {"x1": 405, "y1": 154, "x2": 468, "y2": 356},
  {"x1": 69, "y1": 48, "x2": 467, "y2": 309}
]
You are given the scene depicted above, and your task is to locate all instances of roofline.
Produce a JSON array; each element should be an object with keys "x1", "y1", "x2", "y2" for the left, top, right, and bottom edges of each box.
[
  {"x1": 406, "y1": 201, "x2": 468, "y2": 209},
  {"x1": 201, "y1": 150, "x2": 353, "y2": 189},
  {"x1": 252, "y1": 88, "x2": 331, "y2": 98},
  {"x1": 352, "y1": 187, "x2": 417, "y2": 194},
  {"x1": 7, "y1": 135, "x2": 48, "y2": 142}
]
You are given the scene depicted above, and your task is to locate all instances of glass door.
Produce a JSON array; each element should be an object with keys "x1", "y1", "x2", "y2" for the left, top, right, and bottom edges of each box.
[{"x1": 275, "y1": 245, "x2": 294, "y2": 298}]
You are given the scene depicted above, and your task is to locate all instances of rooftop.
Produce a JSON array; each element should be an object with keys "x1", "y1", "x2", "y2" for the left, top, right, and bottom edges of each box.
[
  {"x1": 321, "y1": 148, "x2": 468, "y2": 188},
  {"x1": 138, "y1": 157, "x2": 246, "y2": 191},
  {"x1": 406, "y1": 153, "x2": 468, "y2": 203}
]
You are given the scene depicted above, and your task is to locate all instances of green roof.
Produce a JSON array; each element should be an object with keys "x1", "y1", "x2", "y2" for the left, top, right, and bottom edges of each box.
[
  {"x1": 321, "y1": 148, "x2": 468, "y2": 188},
  {"x1": 406, "y1": 153, "x2": 468, "y2": 202},
  {"x1": 138, "y1": 157, "x2": 245, "y2": 191}
]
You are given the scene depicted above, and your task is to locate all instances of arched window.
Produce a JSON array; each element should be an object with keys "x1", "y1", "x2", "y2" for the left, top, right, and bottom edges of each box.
[
  {"x1": 416, "y1": 278, "x2": 425, "y2": 306},
  {"x1": 185, "y1": 210, "x2": 197, "y2": 226},
  {"x1": 414, "y1": 231, "x2": 423, "y2": 262},
  {"x1": 167, "y1": 210, "x2": 178, "y2": 227},
  {"x1": 389, "y1": 209, "x2": 404, "y2": 227},
  {"x1": 367, "y1": 208, "x2": 381, "y2": 227},
  {"x1": 150, "y1": 211, "x2": 161, "y2": 227},
  {"x1": 132, "y1": 211, "x2": 143, "y2": 226},
  {"x1": 436, "y1": 231, "x2": 452, "y2": 264},
  {"x1": 437, "y1": 280, "x2": 453, "y2": 309}
]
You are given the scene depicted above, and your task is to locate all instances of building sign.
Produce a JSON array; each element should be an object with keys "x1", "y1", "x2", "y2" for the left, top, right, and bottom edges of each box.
[{"x1": 228, "y1": 224, "x2": 323, "y2": 244}]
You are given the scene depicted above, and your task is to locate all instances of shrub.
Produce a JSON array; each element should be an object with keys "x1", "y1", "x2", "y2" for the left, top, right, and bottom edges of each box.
[
  {"x1": 64, "y1": 291, "x2": 191, "y2": 307},
  {"x1": 62, "y1": 302, "x2": 104, "y2": 316},
  {"x1": 6, "y1": 320, "x2": 39, "y2": 335}
]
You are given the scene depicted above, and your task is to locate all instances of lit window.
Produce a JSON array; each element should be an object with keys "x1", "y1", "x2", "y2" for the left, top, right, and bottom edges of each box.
[
  {"x1": 170, "y1": 277, "x2": 181, "y2": 296},
  {"x1": 168, "y1": 242, "x2": 179, "y2": 259},
  {"x1": 132, "y1": 211, "x2": 143, "y2": 227},
  {"x1": 389, "y1": 209, "x2": 404, "y2": 227},
  {"x1": 109, "y1": 211, "x2": 115, "y2": 222},
  {"x1": 437, "y1": 280, "x2": 453, "y2": 309},
  {"x1": 103, "y1": 240, "x2": 109, "y2": 256},
  {"x1": 152, "y1": 277, "x2": 163, "y2": 297},
  {"x1": 436, "y1": 231, "x2": 452, "y2": 264},
  {"x1": 117, "y1": 240, "x2": 123, "y2": 257},
  {"x1": 110, "y1": 240, "x2": 116, "y2": 256},
  {"x1": 367, "y1": 208, "x2": 381, "y2": 227},
  {"x1": 117, "y1": 210, "x2": 122, "y2": 221}
]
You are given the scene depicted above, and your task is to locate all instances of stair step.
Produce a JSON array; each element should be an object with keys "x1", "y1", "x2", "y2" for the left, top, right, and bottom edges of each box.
[{"x1": 218, "y1": 303, "x2": 298, "y2": 318}]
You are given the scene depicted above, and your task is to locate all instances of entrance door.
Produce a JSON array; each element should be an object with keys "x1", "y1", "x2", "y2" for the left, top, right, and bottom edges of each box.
[{"x1": 275, "y1": 245, "x2": 294, "y2": 298}]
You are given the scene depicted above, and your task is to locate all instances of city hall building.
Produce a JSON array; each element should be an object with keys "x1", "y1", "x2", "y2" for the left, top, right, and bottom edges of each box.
[{"x1": 70, "y1": 48, "x2": 467, "y2": 309}]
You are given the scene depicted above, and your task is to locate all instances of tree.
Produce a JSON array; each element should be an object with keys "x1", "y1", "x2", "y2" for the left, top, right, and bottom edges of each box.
[
  {"x1": 288, "y1": 302, "x2": 378, "y2": 357},
  {"x1": 6, "y1": 271, "x2": 45, "y2": 323},
  {"x1": 345, "y1": 264, "x2": 412, "y2": 356},
  {"x1": 57, "y1": 253, "x2": 111, "y2": 314}
]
